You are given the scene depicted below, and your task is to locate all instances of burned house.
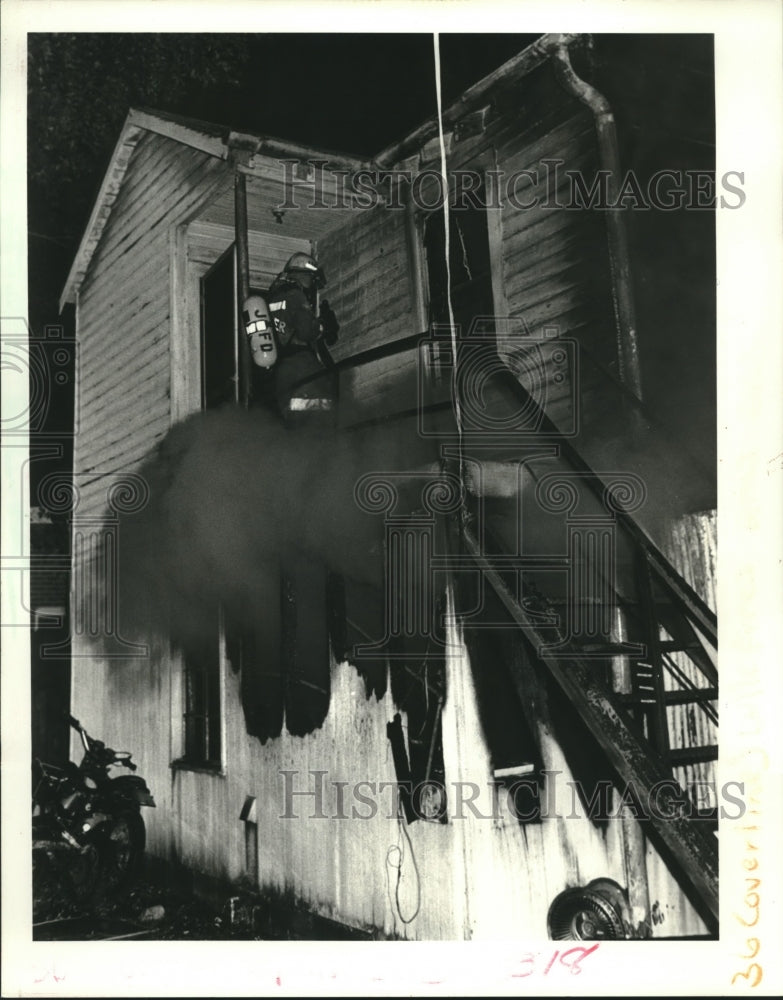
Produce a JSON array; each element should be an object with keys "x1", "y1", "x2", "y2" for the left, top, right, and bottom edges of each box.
[{"x1": 60, "y1": 34, "x2": 718, "y2": 939}]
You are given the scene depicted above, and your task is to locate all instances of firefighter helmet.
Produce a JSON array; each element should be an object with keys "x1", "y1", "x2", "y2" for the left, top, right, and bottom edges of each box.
[{"x1": 283, "y1": 252, "x2": 326, "y2": 289}]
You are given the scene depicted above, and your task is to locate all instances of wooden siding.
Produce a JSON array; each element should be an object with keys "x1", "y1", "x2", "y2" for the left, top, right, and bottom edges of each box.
[
  {"x1": 68, "y1": 81, "x2": 710, "y2": 939},
  {"x1": 316, "y1": 89, "x2": 617, "y2": 438},
  {"x1": 317, "y1": 200, "x2": 420, "y2": 425},
  {"x1": 71, "y1": 604, "x2": 704, "y2": 939},
  {"x1": 69, "y1": 133, "x2": 228, "y2": 779},
  {"x1": 72, "y1": 132, "x2": 228, "y2": 521},
  {"x1": 660, "y1": 510, "x2": 717, "y2": 616}
]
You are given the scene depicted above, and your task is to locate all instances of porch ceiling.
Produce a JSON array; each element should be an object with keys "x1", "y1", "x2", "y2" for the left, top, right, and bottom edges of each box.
[{"x1": 198, "y1": 169, "x2": 357, "y2": 244}]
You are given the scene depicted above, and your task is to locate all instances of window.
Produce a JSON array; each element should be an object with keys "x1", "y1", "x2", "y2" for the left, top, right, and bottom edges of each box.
[
  {"x1": 422, "y1": 179, "x2": 495, "y2": 335},
  {"x1": 421, "y1": 177, "x2": 501, "y2": 423},
  {"x1": 180, "y1": 234, "x2": 333, "y2": 750},
  {"x1": 181, "y1": 607, "x2": 223, "y2": 767},
  {"x1": 173, "y1": 249, "x2": 236, "y2": 769},
  {"x1": 201, "y1": 245, "x2": 238, "y2": 408}
]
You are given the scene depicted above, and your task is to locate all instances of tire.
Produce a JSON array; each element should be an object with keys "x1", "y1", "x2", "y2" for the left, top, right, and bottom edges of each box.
[{"x1": 93, "y1": 810, "x2": 146, "y2": 895}]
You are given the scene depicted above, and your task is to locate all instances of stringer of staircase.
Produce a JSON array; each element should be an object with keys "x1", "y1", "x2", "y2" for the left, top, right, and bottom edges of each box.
[
  {"x1": 451, "y1": 361, "x2": 719, "y2": 929},
  {"x1": 461, "y1": 528, "x2": 718, "y2": 925},
  {"x1": 295, "y1": 329, "x2": 719, "y2": 928}
]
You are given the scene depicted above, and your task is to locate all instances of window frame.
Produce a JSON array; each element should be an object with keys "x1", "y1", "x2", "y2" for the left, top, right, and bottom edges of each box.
[
  {"x1": 171, "y1": 606, "x2": 228, "y2": 774},
  {"x1": 199, "y1": 242, "x2": 239, "y2": 410},
  {"x1": 169, "y1": 225, "x2": 239, "y2": 775},
  {"x1": 168, "y1": 220, "x2": 313, "y2": 767}
]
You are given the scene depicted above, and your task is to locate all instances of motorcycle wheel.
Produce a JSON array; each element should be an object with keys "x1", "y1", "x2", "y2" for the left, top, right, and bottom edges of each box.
[{"x1": 94, "y1": 810, "x2": 146, "y2": 894}]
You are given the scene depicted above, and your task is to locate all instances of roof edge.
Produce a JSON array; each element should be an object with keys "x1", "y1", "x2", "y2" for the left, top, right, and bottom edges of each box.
[
  {"x1": 59, "y1": 108, "x2": 368, "y2": 310},
  {"x1": 60, "y1": 35, "x2": 587, "y2": 311},
  {"x1": 128, "y1": 107, "x2": 229, "y2": 159},
  {"x1": 59, "y1": 114, "x2": 145, "y2": 311},
  {"x1": 373, "y1": 32, "x2": 587, "y2": 167}
]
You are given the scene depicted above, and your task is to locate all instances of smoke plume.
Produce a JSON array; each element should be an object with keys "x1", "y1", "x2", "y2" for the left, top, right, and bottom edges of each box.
[{"x1": 101, "y1": 406, "x2": 437, "y2": 653}]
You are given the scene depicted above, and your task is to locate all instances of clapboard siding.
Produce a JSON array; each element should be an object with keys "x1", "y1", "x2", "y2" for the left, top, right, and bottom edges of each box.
[
  {"x1": 68, "y1": 76, "x2": 710, "y2": 940},
  {"x1": 317, "y1": 96, "x2": 613, "y2": 432},
  {"x1": 79, "y1": 310, "x2": 170, "y2": 405},
  {"x1": 76, "y1": 253, "x2": 168, "y2": 321},
  {"x1": 74, "y1": 136, "x2": 226, "y2": 521},
  {"x1": 317, "y1": 200, "x2": 417, "y2": 422},
  {"x1": 83, "y1": 143, "x2": 223, "y2": 279},
  {"x1": 95, "y1": 612, "x2": 701, "y2": 941},
  {"x1": 69, "y1": 125, "x2": 229, "y2": 853},
  {"x1": 319, "y1": 202, "x2": 414, "y2": 356}
]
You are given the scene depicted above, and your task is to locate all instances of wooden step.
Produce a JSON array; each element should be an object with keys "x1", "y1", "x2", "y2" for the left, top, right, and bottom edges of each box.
[
  {"x1": 664, "y1": 687, "x2": 718, "y2": 705},
  {"x1": 668, "y1": 745, "x2": 718, "y2": 766}
]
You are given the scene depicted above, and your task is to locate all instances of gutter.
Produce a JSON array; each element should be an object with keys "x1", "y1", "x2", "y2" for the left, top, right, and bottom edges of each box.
[
  {"x1": 372, "y1": 33, "x2": 642, "y2": 403},
  {"x1": 374, "y1": 33, "x2": 585, "y2": 169},
  {"x1": 226, "y1": 131, "x2": 370, "y2": 173},
  {"x1": 551, "y1": 42, "x2": 643, "y2": 401}
]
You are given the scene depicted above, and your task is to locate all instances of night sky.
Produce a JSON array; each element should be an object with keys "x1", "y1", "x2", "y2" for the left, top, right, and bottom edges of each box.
[
  {"x1": 26, "y1": 33, "x2": 716, "y2": 501},
  {"x1": 27, "y1": 33, "x2": 540, "y2": 473},
  {"x1": 28, "y1": 33, "x2": 540, "y2": 327}
]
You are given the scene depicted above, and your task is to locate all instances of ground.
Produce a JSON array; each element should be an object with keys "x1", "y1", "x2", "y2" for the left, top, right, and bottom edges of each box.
[{"x1": 33, "y1": 845, "x2": 374, "y2": 941}]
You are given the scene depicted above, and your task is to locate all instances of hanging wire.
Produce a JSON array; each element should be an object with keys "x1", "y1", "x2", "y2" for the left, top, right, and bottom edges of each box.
[
  {"x1": 386, "y1": 802, "x2": 422, "y2": 925},
  {"x1": 433, "y1": 33, "x2": 465, "y2": 494},
  {"x1": 454, "y1": 217, "x2": 473, "y2": 282}
]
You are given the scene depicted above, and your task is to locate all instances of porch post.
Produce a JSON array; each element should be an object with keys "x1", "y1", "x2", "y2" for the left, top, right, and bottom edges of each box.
[{"x1": 234, "y1": 170, "x2": 252, "y2": 408}]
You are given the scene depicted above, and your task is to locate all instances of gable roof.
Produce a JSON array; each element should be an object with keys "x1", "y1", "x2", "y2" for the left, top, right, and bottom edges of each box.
[
  {"x1": 58, "y1": 107, "x2": 368, "y2": 310},
  {"x1": 59, "y1": 32, "x2": 584, "y2": 312}
]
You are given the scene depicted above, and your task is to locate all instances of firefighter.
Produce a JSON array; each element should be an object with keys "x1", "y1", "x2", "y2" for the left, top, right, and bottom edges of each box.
[{"x1": 266, "y1": 252, "x2": 339, "y2": 425}]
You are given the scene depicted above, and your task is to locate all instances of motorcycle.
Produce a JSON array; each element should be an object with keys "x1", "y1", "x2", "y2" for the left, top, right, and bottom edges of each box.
[{"x1": 33, "y1": 715, "x2": 155, "y2": 900}]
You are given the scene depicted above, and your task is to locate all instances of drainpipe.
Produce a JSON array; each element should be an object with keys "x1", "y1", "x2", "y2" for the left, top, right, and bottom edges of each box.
[
  {"x1": 553, "y1": 41, "x2": 650, "y2": 934},
  {"x1": 551, "y1": 42, "x2": 643, "y2": 402}
]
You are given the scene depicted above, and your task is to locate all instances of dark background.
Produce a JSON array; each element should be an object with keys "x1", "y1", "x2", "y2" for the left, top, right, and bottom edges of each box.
[
  {"x1": 27, "y1": 32, "x2": 716, "y2": 491},
  {"x1": 27, "y1": 33, "x2": 540, "y2": 493},
  {"x1": 28, "y1": 34, "x2": 539, "y2": 335},
  {"x1": 25, "y1": 33, "x2": 716, "y2": 765}
]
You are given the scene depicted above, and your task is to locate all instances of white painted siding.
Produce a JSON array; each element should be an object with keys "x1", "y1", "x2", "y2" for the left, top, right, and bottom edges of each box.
[{"x1": 68, "y1": 108, "x2": 710, "y2": 941}]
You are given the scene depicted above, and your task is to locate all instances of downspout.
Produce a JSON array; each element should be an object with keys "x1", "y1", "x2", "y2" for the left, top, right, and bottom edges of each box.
[
  {"x1": 551, "y1": 41, "x2": 643, "y2": 402},
  {"x1": 553, "y1": 40, "x2": 650, "y2": 937}
]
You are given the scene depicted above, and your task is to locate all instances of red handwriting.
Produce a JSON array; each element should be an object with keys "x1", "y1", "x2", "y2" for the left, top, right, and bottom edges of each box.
[
  {"x1": 33, "y1": 970, "x2": 64, "y2": 985},
  {"x1": 511, "y1": 944, "x2": 599, "y2": 978}
]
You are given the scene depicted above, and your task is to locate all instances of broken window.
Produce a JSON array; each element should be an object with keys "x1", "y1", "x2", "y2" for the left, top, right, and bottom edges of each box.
[
  {"x1": 421, "y1": 177, "x2": 506, "y2": 438},
  {"x1": 423, "y1": 181, "x2": 495, "y2": 336}
]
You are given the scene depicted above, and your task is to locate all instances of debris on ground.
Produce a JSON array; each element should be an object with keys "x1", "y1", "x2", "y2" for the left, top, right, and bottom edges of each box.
[{"x1": 33, "y1": 848, "x2": 375, "y2": 941}]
